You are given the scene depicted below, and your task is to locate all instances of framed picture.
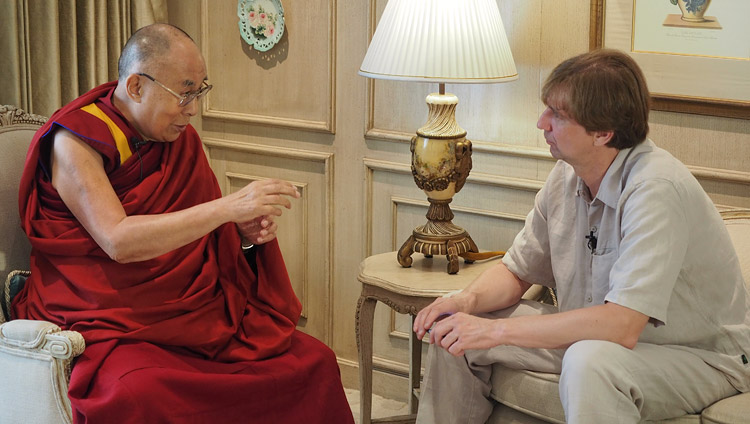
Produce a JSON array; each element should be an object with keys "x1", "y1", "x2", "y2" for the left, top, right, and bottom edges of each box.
[{"x1": 590, "y1": 0, "x2": 750, "y2": 119}]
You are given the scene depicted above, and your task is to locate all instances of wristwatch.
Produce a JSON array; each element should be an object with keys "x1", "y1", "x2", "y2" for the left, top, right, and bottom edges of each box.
[{"x1": 241, "y1": 241, "x2": 255, "y2": 251}]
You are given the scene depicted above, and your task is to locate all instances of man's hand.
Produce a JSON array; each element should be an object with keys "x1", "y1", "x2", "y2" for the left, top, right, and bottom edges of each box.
[
  {"x1": 237, "y1": 215, "x2": 278, "y2": 245},
  {"x1": 428, "y1": 313, "x2": 502, "y2": 357},
  {"x1": 413, "y1": 295, "x2": 472, "y2": 340}
]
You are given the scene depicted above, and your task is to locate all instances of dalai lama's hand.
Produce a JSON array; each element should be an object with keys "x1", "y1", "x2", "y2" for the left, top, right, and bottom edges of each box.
[
  {"x1": 237, "y1": 215, "x2": 278, "y2": 245},
  {"x1": 225, "y1": 179, "x2": 300, "y2": 225}
]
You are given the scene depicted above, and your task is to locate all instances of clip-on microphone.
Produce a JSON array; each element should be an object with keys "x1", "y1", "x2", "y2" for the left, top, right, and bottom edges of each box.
[
  {"x1": 585, "y1": 227, "x2": 597, "y2": 254},
  {"x1": 130, "y1": 137, "x2": 148, "y2": 181}
]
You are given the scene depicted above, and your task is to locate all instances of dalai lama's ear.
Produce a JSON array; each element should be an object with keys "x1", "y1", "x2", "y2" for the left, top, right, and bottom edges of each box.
[{"x1": 125, "y1": 74, "x2": 143, "y2": 103}]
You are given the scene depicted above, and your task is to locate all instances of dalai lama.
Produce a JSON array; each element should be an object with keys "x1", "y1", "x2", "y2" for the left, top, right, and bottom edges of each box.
[{"x1": 12, "y1": 23, "x2": 353, "y2": 424}]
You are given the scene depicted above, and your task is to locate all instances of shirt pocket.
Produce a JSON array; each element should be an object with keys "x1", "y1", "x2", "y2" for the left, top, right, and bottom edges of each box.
[{"x1": 591, "y1": 248, "x2": 617, "y2": 304}]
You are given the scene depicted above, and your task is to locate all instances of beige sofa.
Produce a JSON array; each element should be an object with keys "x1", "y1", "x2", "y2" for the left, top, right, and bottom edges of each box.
[
  {"x1": 0, "y1": 105, "x2": 85, "y2": 424},
  {"x1": 486, "y1": 209, "x2": 750, "y2": 424}
]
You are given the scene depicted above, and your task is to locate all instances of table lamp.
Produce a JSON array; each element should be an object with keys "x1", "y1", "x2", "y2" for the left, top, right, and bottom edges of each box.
[{"x1": 359, "y1": 0, "x2": 518, "y2": 274}]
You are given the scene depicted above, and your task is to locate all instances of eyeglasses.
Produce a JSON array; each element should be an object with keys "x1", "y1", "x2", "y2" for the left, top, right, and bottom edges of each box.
[{"x1": 137, "y1": 73, "x2": 212, "y2": 107}]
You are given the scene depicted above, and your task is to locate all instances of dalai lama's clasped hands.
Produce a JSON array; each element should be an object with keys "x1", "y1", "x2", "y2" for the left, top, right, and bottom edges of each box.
[
  {"x1": 227, "y1": 179, "x2": 301, "y2": 245},
  {"x1": 237, "y1": 216, "x2": 278, "y2": 245}
]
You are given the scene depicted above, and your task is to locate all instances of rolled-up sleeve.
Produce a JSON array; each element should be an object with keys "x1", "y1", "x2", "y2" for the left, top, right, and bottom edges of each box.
[{"x1": 503, "y1": 169, "x2": 558, "y2": 288}]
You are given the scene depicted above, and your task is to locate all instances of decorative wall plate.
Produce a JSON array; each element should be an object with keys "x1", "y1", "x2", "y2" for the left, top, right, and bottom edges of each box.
[{"x1": 238, "y1": 0, "x2": 285, "y2": 52}]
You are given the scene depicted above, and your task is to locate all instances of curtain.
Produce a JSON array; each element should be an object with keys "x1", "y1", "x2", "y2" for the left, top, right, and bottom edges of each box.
[{"x1": 0, "y1": 0, "x2": 168, "y2": 117}]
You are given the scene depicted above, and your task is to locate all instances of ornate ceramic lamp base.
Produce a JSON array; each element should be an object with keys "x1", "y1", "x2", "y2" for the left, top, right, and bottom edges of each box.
[
  {"x1": 397, "y1": 199, "x2": 479, "y2": 274},
  {"x1": 398, "y1": 88, "x2": 479, "y2": 274}
]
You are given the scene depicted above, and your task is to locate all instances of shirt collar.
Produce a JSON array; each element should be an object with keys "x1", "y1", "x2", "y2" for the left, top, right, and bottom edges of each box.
[{"x1": 577, "y1": 139, "x2": 654, "y2": 208}]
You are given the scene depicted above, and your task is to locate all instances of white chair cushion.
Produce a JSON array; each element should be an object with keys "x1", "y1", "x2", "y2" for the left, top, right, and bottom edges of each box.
[{"x1": 489, "y1": 366, "x2": 565, "y2": 423}]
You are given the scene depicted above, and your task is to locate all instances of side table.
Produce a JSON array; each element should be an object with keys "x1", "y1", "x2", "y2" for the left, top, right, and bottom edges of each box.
[{"x1": 355, "y1": 251, "x2": 500, "y2": 424}]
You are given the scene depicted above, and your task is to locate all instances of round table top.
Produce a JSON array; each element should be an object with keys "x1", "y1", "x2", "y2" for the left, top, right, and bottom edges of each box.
[{"x1": 358, "y1": 251, "x2": 501, "y2": 298}]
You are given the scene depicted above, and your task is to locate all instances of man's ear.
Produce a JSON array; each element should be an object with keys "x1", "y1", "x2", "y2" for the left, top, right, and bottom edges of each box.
[
  {"x1": 125, "y1": 74, "x2": 143, "y2": 103},
  {"x1": 593, "y1": 130, "x2": 614, "y2": 147}
]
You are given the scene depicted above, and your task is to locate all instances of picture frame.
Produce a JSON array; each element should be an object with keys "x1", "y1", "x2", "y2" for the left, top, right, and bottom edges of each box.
[{"x1": 589, "y1": 0, "x2": 750, "y2": 119}]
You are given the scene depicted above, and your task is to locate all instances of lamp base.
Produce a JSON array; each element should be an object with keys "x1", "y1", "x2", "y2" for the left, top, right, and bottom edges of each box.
[{"x1": 397, "y1": 199, "x2": 479, "y2": 274}]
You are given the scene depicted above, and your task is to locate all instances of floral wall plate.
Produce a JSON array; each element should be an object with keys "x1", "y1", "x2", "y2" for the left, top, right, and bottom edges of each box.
[{"x1": 238, "y1": 0, "x2": 285, "y2": 52}]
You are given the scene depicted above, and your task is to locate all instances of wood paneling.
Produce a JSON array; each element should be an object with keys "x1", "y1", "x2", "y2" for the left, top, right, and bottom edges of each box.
[
  {"x1": 203, "y1": 137, "x2": 334, "y2": 343},
  {"x1": 200, "y1": 0, "x2": 336, "y2": 133}
]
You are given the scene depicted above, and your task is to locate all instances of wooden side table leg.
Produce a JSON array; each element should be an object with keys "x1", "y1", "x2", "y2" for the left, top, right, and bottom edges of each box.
[
  {"x1": 356, "y1": 294, "x2": 377, "y2": 424},
  {"x1": 409, "y1": 315, "x2": 423, "y2": 415}
]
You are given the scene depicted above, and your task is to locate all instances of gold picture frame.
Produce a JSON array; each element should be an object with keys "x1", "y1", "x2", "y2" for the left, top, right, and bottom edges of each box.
[{"x1": 590, "y1": 0, "x2": 750, "y2": 119}]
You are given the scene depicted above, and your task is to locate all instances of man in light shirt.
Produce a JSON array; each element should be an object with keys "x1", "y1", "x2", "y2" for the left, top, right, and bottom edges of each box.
[{"x1": 413, "y1": 49, "x2": 750, "y2": 423}]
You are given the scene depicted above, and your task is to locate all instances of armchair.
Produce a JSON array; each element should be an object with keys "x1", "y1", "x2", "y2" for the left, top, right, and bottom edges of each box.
[
  {"x1": 0, "y1": 105, "x2": 85, "y2": 424},
  {"x1": 486, "y1": 209, "x2": 750, "y2": 423}
]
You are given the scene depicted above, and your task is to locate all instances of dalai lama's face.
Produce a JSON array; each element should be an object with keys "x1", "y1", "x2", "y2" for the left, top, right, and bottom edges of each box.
[{"x1": 136, "y1": 39, "x2": 208, "y2": 142}]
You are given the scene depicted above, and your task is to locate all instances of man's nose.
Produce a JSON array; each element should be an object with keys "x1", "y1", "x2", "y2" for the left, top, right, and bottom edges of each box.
[
  {"x1": 537, "y1": 107, "x2": 551, "y2": 130},
  {"x1": 183, "y1": 99, "x2": 199, "y2": 117}
]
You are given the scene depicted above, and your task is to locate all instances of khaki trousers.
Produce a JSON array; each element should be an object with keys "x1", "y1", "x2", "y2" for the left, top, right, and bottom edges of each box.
[{"x1": 415, "y1": 300, "x2": 738, "y2": 424}]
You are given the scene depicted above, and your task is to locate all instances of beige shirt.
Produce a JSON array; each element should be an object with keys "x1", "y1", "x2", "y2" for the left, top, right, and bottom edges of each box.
[{"x1": 503, "y1": 139, "x2": 750, "y2": 391}]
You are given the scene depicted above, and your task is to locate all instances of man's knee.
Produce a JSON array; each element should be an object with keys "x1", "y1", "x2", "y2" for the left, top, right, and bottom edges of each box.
[
  {"x1": 560, "y1": 340, "x2": 644, "y2": 422},
  {"x1": 560, "y1": 340, "x2": 630, "y2": 390}
]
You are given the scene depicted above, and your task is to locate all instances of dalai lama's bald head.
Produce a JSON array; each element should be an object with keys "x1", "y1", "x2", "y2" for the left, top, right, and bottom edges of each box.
[{"x1": 112, "y1": 23, "x2": 210, "y2": 143}]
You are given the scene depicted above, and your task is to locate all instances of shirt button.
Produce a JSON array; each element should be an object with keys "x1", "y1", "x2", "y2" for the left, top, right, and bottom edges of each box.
[{"x1": 586, "y1": 295, "x2": 592, "y2": 303}]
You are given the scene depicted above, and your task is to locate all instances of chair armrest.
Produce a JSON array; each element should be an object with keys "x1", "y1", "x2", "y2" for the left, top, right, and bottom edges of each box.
[
  {"x1": 0, "y1": 319, "x2": 85, "y2": 359},
  {"x1": 0, "y1": 320, "x2": 85, "y2": 424}
]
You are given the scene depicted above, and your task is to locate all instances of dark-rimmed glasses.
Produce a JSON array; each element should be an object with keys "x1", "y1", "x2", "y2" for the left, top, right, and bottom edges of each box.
[{"x1": 137, "y1": 73, "x2": 212, "y2": 107}]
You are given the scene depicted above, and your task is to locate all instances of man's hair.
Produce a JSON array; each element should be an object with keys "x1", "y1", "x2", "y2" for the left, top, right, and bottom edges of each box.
[
  {"x1": 541, "y1": 49, "x2": 650, "y2": 150},
  {"x1": 118, "y1": 24, "x2": 194, "y2": 82}
]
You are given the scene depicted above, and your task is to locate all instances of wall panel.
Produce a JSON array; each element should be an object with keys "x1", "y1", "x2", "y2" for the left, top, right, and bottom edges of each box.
[
  {"x1": 204, "y1": 138, "x2": 333, "y2": 343},
  {"x1": 364, "y1": 0, "x2": 547, "y2": 154},
  {"x1": 200, "y1": 0, "x2": 336, "y2": 133}
]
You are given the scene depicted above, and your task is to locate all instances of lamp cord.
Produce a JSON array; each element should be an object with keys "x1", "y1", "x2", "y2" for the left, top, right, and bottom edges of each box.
[{"x1": 458, "y1": 251, "x2": 505, "y2": 261}]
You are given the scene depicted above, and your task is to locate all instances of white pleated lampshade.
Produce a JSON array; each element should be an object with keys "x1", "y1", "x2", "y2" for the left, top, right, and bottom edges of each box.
[{"x1": 359, "y1": 0, "x2": 518, "y2": 84}]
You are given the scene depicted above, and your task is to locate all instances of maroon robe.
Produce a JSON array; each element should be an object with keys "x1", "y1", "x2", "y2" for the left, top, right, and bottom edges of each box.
[{"x1": 12, "y1": 82, "x2": 353, "y2": 424}]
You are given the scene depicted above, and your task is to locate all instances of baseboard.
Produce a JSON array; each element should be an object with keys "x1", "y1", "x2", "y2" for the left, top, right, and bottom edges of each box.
[{"x1": 338, "y1": 357, "x2": 413, "y2": 403}]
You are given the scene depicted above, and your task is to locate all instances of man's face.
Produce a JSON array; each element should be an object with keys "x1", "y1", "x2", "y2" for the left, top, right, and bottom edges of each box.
[
  {"x1": 536, "y1": 99, "x2": 596, "y2": 165},
  {"x1": 134, "y1": 43, "x2": 208, "y2": 142}
]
